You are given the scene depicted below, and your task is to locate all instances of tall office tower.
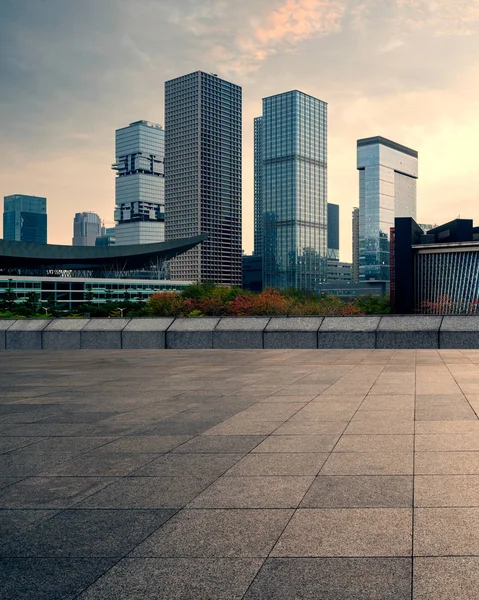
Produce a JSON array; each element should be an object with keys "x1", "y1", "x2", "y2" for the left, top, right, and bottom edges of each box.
[
  {"x1": 72, "y1": 212, "x2": 101, "y2": 246},
  {"x1": 352, "y1": 207, "x2": 360, "y2": 283},
  {"x1": 357, "y1": 136, "x2": 418, "y2": 281},
  {"x1": 327, "y1": 203, "x2": 339, "y2": 260},
  {"x1": 257, "y1": 90, "x2": 327, "y2": 290},
  {"x1": 253, "y1": 116, "x2": 264, "y2": 257},
  {"x1": 3, "y1": 194, "x2": 47, "y2": 243},
  {"x1": 112, "y1": 120, "x2": 165, "y2": 246},
  {"x1": 164, "y1": 71, "x2": 242, "y2": 285}
]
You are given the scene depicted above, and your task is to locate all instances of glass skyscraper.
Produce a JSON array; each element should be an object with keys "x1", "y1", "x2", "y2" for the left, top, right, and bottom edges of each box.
[
  {"x1": 357, "y1": 136, "x2": 418, "y2": 281},
  {"x1": 256, "y1": 90, "x2": 328, "y2": 291},
  {"x1": 3, "y1": 194, "x2": 47, "y2": 243},
  {"x1": 327, "y1": 203, "x2": 339, "y2": 260},
  {"x1": 72, "y1": 212, "x2": 101, "y2": 246},
  {"x1": 253, "y1": 116, "x2": 264, "y2": 258},
  {"x1": 112, "y1": 120, "x2": 165, "y2": 245},
  {"x1": 164, "y1": 71, "x2": 242, "y2": 285}
]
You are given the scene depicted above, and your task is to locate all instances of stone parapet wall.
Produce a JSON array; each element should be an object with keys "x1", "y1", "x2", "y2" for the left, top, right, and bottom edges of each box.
[{"x1": 1, "y1": 316, "x2": 479, "y2": 350}]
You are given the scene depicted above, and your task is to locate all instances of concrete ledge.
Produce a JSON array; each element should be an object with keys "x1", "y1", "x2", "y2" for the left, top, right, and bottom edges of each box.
[
  {"x1": 318, "y1": 316, "x2": 380, "y2": 349},
  {"x1": 81, "y1": 318, "x2": 131, "y2": 349},
  {"x1": 214, "y1": 317, "x2": 270, "y2": 349},
  {"x1": 440, "y1": 316, "x2": 479, "y2": 349},
  {"x1": 6, "y1": 319, "x2": 52, "y2": 350},
  {"x1": 43, "y1": 319, "x2": 89, "y2": 350},
  {"x1": 0, "y1": 319, "x2": 15, "y2": 351},
  {"x1": 4, "y1": 315, "x2": 479, "y2": 350},
  {"x1": 122, "y1": 318, "x2": 174, "y2": 349},
  {"x1": 166, "y1": 318, "x2": 220, "y2": 349},
  {"x1": 265, "y1": 317, "x2": 323, "y2": 349},
  {"x1": 377, "y1": 316, "x2": 443, "y2": 349}
]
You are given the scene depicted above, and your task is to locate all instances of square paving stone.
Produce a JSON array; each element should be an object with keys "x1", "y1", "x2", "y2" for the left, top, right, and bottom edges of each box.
[
  {"x1": 320, "y1": 452, "x2": 414, "y2": 475},
  {"x1": 171, "y1": 435, "x2": 265, "y2": 454},
  {"x1": 0, "y1": 558, "x2": 116, "y2": 600},
  {"x1": 252, "y1": 435, "x2": 339, "y2": 453},
  {"x1": 0, "y1": 509, "x2": 176, "y2": 557},
  {"x1": 414, "y1": 475, "x2": 479, "y2": 507},
  {"x1": 414, "y1": 507, "x2": 479, "y2": 555},
  {"x1": 44, "y1": 452, "x2": 157, "y2": 476},
  {"x1": 301, "y1": 476, "x2": 413, "y2": 508},
  {"x1": 78, "y1": 477, "x2": 212, "y2": 509},
  {"x1": 0, "y1": 478, "x2": 20, "y2": 491},
  {"x1": 416, "y1": 421, "x2": 479, "y2": 434},
  {"x1": 188, "y1": 475, "x2": 314, "y2": 508},
  {"x1": 272, "y1": 422, "x2": 348, "y2": 435},
  {"x1": 0, "y1": 437, "x2": 43, "y2": 454},
  {"x1": 100, "y1": 436, "x2": 191, "y2": 453},
  {"x1": 272, "y1": 508, "x2": 412, "y2": 557},
  {"x1": 333, "y1": 435, "x2": 414, "y2": 453},
  {"x1": 352, "y1": 410, "x2": 414, "y2": 423},
  {"x1": 416, "y1": 433, "x2": 479, "y2": 452},
  {"x1": 0, "y1": 477, "x2": 116, "y2": 508},
  {"x1": 131, "y1": 453, "x2": 243, "y2": 477},
  {"x1": 413, "y1": 557, "x2": 479, "y2": 600},
  {"x1": 344, "y1": 421, "x2": 414, "y2": 434},
  {"x1": 415, "y1": 452, "x2": 479, "y2": 475},
  {"x1": 202, "y1": 420, "x2": 283, "y2": 435},
  {"x1": 75, "y1": 558, "x2": 262, "y2": 600},
  {"x1": 225, "y1": 453, "x2": 329, "y2": 476},
  {"x1": 131, "y1": 509, "x2": 292, "y2": 558},
  {"x1": 0, "y1": 449, "x2": 82, "y2": 478},
  {"x1": 243, "y1": 557, "x2": 412, "y2": 600},
  {"x1": 0, "y1": 509, "x2": 58, "y2": 537}
]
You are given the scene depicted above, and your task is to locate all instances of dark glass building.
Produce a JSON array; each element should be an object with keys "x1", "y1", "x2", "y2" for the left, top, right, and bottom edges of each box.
[
  {"x1": 327, "y1": 203, "x2": 339, "y2": 260},
  {"x1": 164, "y1": 71, "x2": 242, "y2": 285},
  {"x1": 242, "y1": 254, "x2": 262, "y2": 293},
  {"x1": 392, "y1": 217, "x2": 479, "y2": 314},
  {"x1": 256, "y1": 90, "x2": 328, "y2": 291},
  {"x1": 3, "y1": 194, "x2": 47, "y2": 244}
]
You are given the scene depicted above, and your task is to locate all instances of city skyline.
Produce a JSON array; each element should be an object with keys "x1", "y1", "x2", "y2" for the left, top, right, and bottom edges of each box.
[{"x1": 3, "y1": 0, "x2": 479, "y2": 261}]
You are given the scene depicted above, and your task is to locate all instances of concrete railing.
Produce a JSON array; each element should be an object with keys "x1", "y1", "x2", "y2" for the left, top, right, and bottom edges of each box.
[{"x1": 1, "y1": 316, "x2": 479, "y2": 350}]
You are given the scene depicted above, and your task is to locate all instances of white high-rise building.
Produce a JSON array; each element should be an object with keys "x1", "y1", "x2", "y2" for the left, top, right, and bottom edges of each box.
[
  {"x1": 357, "y1": 136, "x2": 418, "y2": 281},
  {"x1": 112, "y1": 120, "x2": 165, "y2": 246}
]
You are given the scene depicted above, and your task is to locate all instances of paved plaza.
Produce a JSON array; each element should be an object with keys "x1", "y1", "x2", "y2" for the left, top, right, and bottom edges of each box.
[{"x1": 1, "y1": 349, "x2": 479, "y2": 598}]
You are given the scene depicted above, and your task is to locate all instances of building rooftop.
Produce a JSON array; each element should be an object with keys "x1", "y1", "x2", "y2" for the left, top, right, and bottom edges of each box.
[
  {"x1": 357, "y1": 136, "x2": 418, "y2": 158},
  {"x1": 1, "y1": 347, "x2": 477, "y2": 598}
]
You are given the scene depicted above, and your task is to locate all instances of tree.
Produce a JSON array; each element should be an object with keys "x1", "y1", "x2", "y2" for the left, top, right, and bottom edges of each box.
[
  {"x1": 0, "y1": 279, "x2": 16, "y2": 311},
  {"x1": 23, "y1": 291, "x2": 40, "y2": 315},
  {"x1": 84, "y1": 284, "x2": 94, "y2": 303}
]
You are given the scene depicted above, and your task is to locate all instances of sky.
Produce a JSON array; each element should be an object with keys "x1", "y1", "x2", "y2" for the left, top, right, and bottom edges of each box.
[{"x1": 2, "y1": 0, "x2": 479, "y2": 261}]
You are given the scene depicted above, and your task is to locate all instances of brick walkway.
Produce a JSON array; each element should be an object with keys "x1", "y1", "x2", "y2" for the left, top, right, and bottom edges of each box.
[{"x1": 1, "y1": 349, "x2": 479, "y2": 599}]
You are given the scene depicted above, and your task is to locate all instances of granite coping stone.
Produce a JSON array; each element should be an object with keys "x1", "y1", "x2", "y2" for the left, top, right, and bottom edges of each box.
[
  {"x1": 266, "y1": 317, "x2": 323, "y2": 331},
  {"x1": 167, "y1": 317, "x2": 220, "y2": 331},
  {"x1": 0, "y1": 320, "x2": 16, "y2": 331},
  {"x1": 123, "y1": 318, "x2": 174, "y2": 331},
  {"x1": 378, "y1": 316, "x2": 443, "y2": 331},
  {"x1": 320, "y1": 316, "x2": 381, "y2": 331},
  {"x1": 215, "y1": 317, "x2": 271, "y2": 331},
  {"x1": 7, "y1": 319, "x2": 52, "y2": 331},
  {"x1": 81, "y1": 318, "x2": 131, "y2": 331},
  {"x1": 440, "y1": 316, "x2": 479, "y2": 331},
  {"x1": 44, "y1": 319, "x2": 90, "y2": 331}
]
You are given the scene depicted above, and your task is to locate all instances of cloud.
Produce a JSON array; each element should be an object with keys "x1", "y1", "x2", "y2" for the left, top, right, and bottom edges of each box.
[
  {"x1": 210, "y1": 0, "x2": 348, "y2": 74},
  {"x1": 394, "y1": 0, "x2": 479, "y2": 35},
  {"x1": 377, "y1": 38, "x2": 405, "y2": 53}
]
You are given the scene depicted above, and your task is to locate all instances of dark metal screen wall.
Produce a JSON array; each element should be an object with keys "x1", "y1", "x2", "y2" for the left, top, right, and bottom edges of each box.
[{"x1": 415, "y1": 251, "x2": 479, "y2": 314}]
